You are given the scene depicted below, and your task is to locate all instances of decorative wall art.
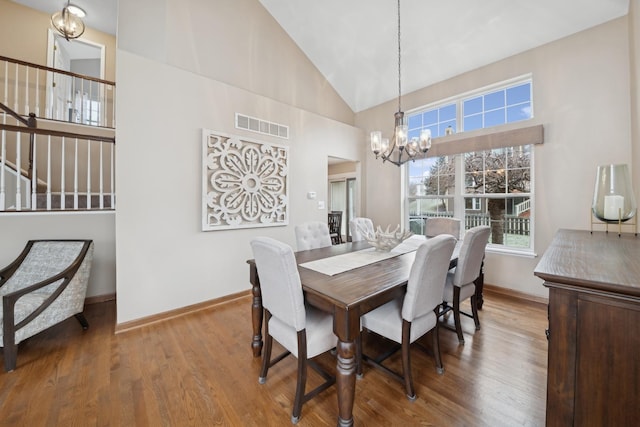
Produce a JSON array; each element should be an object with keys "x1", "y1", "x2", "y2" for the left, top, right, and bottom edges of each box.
[{"x1": 202, "y1": 129, "x2": 289, "y2": 231}]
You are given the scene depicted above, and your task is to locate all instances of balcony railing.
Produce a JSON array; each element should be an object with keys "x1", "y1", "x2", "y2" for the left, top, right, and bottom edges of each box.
[
  {"x1": 0, "y1": 121, "x2": 115, "y2": 212},
  {"x1": 0, "y1": 55, "x2": 115, "y2": 129}
]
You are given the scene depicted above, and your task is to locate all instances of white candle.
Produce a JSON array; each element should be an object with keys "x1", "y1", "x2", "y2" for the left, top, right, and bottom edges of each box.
[{"x1": 604, "y1": 194, "x2": 624, "y2": 220}]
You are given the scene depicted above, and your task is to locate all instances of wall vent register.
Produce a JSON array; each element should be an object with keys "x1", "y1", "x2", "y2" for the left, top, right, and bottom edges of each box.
[{"x1": 235, "y1": 113, "x2": 289, "y2": 139}]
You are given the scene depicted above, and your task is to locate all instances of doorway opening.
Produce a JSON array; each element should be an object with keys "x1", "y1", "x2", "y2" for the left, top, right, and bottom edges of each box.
[{"x1": 45, "y1": 30, "x2": 105, "y2": 125}]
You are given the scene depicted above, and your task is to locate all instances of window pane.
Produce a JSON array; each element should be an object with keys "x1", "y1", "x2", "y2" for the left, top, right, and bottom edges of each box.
[
  {"x1": 506, "y1": 83, "x2": 531, "y2": 105},
  {"x1": 408, "y1": 198, "x2": 455, "y2": 235},
  {"x1": 484, "y1": 90, "x2": 505, "y2": 110},
  {"x1": 440, "y1": 104, "x2": 456, "y2": 121},
  {"x1": 484, "y1": 148, "x2": 507, "y2": 194},
  {"x1": 408, "y1": 114, "x2": 422, "y2": 129},
  {"x1": 484, "y1": 109, "x2": 505, "y2": 127},
  {"x1": 464, "y1": 97, "x2": 482, "y2": 115},
  {"x1": 507, "y1": 102, "x2": 532, "y2": 122},
  {"x1": 422, "y1": 110, "x2": 438, "y2": 125},
  {"x1": 464, "y1": 114, "x2": 482, "y2": 131}
]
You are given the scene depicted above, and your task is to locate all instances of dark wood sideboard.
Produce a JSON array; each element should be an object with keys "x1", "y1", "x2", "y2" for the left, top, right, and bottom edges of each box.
[{"x1": 534, "y1": 229, "x2": 640, "y2": 426}]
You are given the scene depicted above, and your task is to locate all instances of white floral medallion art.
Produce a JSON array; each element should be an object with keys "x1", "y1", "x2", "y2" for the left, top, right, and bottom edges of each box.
[{"x1": 202, "y1": 129, "x2": 289, "y2": 231}]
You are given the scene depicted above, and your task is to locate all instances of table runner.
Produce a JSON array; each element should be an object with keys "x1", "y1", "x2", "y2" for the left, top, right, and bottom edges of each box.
[{"x1": 299, "y1": 235, "x2": 426, "y2": 276}]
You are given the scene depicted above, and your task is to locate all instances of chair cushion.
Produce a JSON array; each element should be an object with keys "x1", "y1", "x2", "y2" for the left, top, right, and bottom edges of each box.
[
  {"x1": 443, "y1": 272, "x2": 476, "y2": 303},
  {"x1": 269, "y1": 305, "x2": 337, "y2": 358},
  {"x1": 362, "y1": 298, "x2": 437, "y2": 344}
]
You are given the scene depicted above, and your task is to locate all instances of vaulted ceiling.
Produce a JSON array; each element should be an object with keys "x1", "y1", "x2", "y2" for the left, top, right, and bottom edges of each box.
[{"x1": 14, "y1": 0, "x2": 630, "y2": 112}]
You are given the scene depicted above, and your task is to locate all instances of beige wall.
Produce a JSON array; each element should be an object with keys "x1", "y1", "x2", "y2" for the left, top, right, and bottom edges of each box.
[
  {"x1": 356, "y1": 17, "x2": 633, "y2": 298},
  {"x1": 0, "y1": 0, "x2": 116, "y2": 81},
  {"x1": 118, "y1": 0, "x2": 353, "y2": 125},
  {"x1": 115, "y1": 0, "x2": 364, "y2": 323}
]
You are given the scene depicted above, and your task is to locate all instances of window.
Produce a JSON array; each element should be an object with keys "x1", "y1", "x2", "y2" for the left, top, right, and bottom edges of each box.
[{"x1": 405, "y1": 76, "x2": 536, "y2": 253}]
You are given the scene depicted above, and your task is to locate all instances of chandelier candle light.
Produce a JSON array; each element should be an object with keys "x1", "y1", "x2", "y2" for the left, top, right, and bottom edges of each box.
[{"x1": 370, "y1": 0, "x2": 432, "y2": 166}]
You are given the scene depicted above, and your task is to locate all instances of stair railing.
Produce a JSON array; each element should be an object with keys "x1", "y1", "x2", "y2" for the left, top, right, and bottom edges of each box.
[
  {"x1": 1, "y1": 105, "x2": 115, "y2": 212},
  {"x1": 0, "y1": 55, "x2": 115, "y2": 128}
]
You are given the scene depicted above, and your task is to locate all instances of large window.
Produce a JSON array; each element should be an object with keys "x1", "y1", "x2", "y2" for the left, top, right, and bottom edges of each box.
[{"x1": 406, "y1": 77, "x2": 535, "y2": 253}]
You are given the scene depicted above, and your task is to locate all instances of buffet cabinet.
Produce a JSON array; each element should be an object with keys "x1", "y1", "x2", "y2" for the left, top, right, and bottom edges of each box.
[{"x1": 534, "y1": 229, "x2": 640, "y2": 426}]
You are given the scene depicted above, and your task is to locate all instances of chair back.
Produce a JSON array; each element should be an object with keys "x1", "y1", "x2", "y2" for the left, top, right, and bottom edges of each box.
[
  {"x1": 295, "y1": 221, "x2": 332, "y2": 250},
  {"x1": 402, "y1": 234, "x2": 456, "y2": 322},
  {"x1": 425, "y1": 217, "x2": 461, "y2": 239},
  {"x1": 452, "y1": 226, "x2": 490, "y2": 287},
  {"x1": 328, "y1": 211, "x2": 343, "y2": 244},
  {"x1": 250, "y1": 237, "x2": 306, "y2": 331},
  {"x1": 349, "y1": 217, "x2": 374, "y2": 242}
]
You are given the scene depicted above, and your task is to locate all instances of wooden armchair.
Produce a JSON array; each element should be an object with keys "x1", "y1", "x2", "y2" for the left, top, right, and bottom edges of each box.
[{"x1": 0, "y1": 240, "x2": 94, "y2": 371}]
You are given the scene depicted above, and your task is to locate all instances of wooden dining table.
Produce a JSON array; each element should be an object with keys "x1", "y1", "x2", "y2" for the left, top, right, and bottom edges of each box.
[{"x1": 247, "y1": 239, "x2": 484, "y2": 426}]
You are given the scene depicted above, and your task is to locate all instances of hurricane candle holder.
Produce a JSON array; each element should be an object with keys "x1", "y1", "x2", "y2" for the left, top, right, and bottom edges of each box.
[{"x1": 591, "y1": 164, "x2": 637, "y2": 236}]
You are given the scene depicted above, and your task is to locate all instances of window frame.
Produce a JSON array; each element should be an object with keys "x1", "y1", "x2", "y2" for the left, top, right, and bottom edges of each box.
[{"x1": 403, "y1": 75, "x2": 537, "y2": 256}]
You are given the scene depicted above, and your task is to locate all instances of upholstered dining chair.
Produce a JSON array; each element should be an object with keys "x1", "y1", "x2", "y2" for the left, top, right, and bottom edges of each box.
[
  {"x1": 250, "y1": 237, "x2": 337, "y2": 424},
  {"x1": 349, "y1": 217, "x2": 374, "y2": 242},
  {"x1": 424, "y1": 217, "x2": 461, "y2": 239},
  {"x1": 0, "y1": 239, "x2": 94, "y2": 371},
  {"x1": 360, "y1": 234, "x2": 457, "y2": 401},
  {"x1": 440, "y1": 225, "x2": 490, "y2": 344},
  {"x1": 294, "y1": 221, "x2": 332, "y2": 251}
]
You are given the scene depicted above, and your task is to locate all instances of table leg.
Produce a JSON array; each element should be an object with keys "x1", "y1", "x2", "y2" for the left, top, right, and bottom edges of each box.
[
  {"x1": 336, "y1": 339, "x2": 356, "y2": 427},
  {"x1": 475, "y1": 260, "x2": 485, "y2": 310},
  {"x1": 250, "y1": 265, "x2": 263, "y2": 357}
]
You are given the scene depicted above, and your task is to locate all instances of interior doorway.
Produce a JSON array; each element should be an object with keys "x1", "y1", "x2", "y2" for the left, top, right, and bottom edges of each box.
[
  {"x1": 45, "y1": 30, "x2": 105, "y2": 124},
  {"x1": 328, "y1": 157, "x2": 360, "y2": 242}
]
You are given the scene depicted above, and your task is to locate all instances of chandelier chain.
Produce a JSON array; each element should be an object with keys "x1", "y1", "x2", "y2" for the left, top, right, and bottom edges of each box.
[{"x1": 397, "y1": 0, "x2": 402, "y2": 113}]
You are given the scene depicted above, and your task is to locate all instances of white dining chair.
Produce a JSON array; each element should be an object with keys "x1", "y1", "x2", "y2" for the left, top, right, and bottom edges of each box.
[
  {"x1": 349, "y1": 217, "x2": 374, "y2": 242},
  {"x1": 294, "y1": 221, "x2": 332, "y2": 251},
  {"x1": 360, "y1": 234, "x2": 457, "y2": 400},
  {"x1": 250, "y1": 237, "x2": 337, "y2": 424},
  {"x1": 441, "y1": 225, "x2": 490, "y2": 344},
  {"x1": 424, "y1": 217, "x2": 461, "y2": 239}
]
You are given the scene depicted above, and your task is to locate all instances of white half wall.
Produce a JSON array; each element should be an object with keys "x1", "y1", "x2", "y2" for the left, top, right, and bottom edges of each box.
[{"x1": 0, "y1": 212, "x2": 116, "y2": 298}]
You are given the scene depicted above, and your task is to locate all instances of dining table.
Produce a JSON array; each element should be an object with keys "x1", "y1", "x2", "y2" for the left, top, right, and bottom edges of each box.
[{"x1": 247, "y1": 236, "x2": 485, "y2": 426}]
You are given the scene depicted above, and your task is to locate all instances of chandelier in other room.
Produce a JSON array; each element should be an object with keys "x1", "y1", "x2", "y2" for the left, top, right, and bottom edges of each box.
[
  {"x1": 51, "y1": 1, "x2": 86, "y2": 41},
  {"x1": 370, "y1": 0, "x2": 431, "y2": 166}
]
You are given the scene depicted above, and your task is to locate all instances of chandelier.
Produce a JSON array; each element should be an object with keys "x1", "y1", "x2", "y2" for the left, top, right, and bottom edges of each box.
[
  {"x1": 51, "y1": 1, "x2": 86, "y2": 41},
  {"x1": 370, "y1": 0, "x2": 431, "y2": 166}
]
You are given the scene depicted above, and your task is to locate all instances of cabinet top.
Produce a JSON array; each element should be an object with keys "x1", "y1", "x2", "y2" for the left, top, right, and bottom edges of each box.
[{"x1": 534, "y1": 229, "x2": 640, "y2": 297}]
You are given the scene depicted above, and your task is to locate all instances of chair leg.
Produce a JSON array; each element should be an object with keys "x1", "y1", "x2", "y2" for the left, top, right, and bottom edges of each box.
[
  {"x1": 74, "y1": 313, "x2": 89, "y2": 330},
  {"x1": 259, "y1": 312, "x2": 273, "y2": 384},
  {"x1": 453, "y1": 287, "x2": 465, "y2": 344},
  {"x1": 292, "y1": 331, "x2": 308, "y2": 424},
  {"x1": 401, "y1": 320, "x2": 416, "y2": 401},
  {"x1": 432, "y1": 322, "x2": 444, "y2": 375},
  {"x1": 471, "y1": 295, "x2": 481, "y2": 330},
  {"x1": 3, "y1": 339, "x2": 17, "y2": 372}
]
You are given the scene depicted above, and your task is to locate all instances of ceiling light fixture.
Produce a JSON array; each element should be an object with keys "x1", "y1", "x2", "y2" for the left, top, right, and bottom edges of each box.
[
  {"x1": 51, "y1": 1, "x2": 86, "y2": 41},
  {"x1": 370, "y1": 0, "x2": 431, "y2": 166}
]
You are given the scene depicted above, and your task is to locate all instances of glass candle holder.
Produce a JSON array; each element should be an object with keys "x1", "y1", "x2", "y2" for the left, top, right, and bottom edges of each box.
[{"x1": 592, "y1": 164, "x2": 637, "y2": 222}]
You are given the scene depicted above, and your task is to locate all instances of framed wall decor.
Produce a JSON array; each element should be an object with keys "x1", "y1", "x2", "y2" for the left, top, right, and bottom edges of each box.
[{"x1": 202, "y1": 129, "x2": 289, "y2": 231}]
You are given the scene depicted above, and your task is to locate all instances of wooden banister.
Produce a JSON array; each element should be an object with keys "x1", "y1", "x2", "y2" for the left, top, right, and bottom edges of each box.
[{"x1": 0, "y1": 55, "x2": 116, "y2": 87}]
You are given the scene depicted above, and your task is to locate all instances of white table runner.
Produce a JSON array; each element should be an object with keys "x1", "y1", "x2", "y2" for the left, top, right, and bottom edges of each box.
[{"x1": 299, "y1": 235, "x2": 426, "y2": 276}]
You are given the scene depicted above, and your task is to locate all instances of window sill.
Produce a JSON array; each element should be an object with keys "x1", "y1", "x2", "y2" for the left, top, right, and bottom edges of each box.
[{"x1": 486, "y1": 245, "x2": 537, "y2": 258}]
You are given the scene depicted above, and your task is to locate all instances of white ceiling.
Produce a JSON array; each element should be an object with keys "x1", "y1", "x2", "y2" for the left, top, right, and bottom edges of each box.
[{"x1": 14, "y1": 0, "x2": 630, "y2": 113}]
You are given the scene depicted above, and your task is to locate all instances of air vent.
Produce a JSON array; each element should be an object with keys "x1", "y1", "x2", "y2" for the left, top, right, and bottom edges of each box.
[{"x1": 235, "y1": 113, "x2": 289, "y2": 139}]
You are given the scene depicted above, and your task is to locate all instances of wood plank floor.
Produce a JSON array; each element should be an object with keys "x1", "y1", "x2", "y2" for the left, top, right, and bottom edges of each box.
[{"x1": 0, "y1": 290, "x2": 548, "y2": 426}]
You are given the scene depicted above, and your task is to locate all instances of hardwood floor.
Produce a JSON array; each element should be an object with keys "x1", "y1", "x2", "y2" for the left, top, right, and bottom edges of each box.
[{"x1": 0, "y1": 290, "x2": 548, "y2": 426}]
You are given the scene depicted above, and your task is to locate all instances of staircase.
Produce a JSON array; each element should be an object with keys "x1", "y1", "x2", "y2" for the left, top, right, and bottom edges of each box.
[{"x1": 0, "y1": 55, "x2": 116, "y2": 213}]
